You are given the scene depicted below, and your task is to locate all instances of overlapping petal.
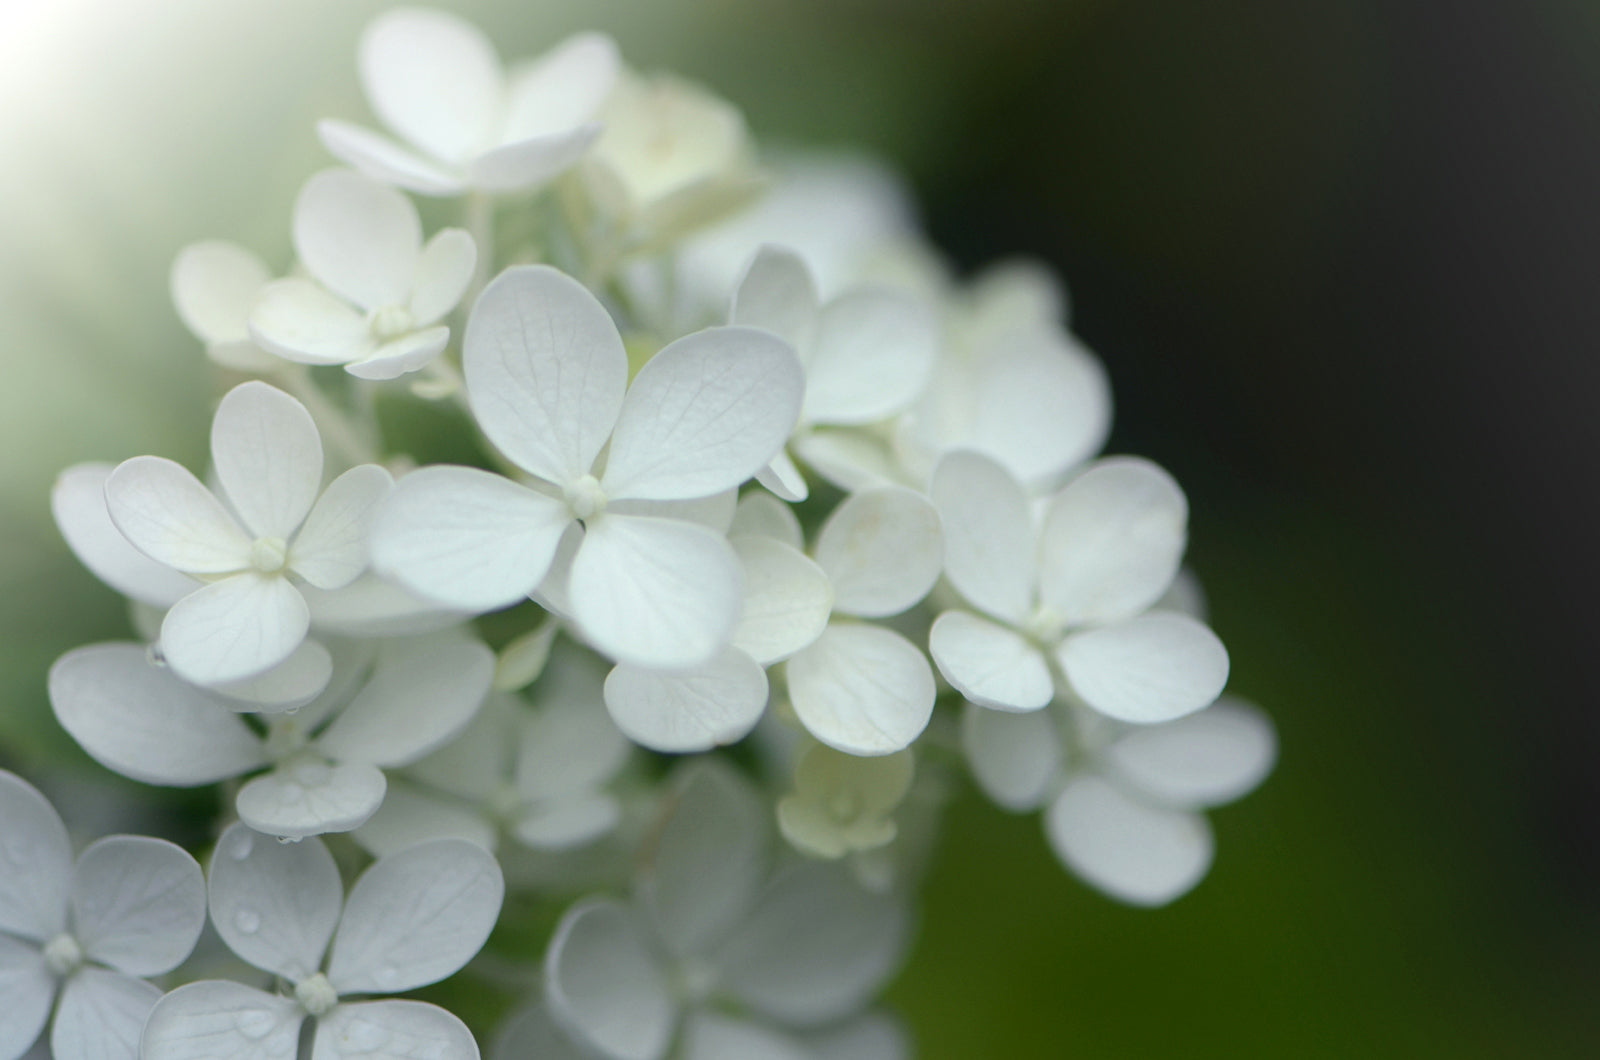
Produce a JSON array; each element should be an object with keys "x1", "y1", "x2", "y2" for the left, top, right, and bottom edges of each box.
[
  {"x1": 1103, "y1": 697, "x2": 1276, "y2": 807},
  {"x1": 314, "y1": 1000, "x2": 482, "y2": 1060},
  {"x1": 928, "y1": 610, "x2": 1052, "y2": 712},
  {"x1": 159, "y1": 572, "x2": 311, "y2": 686},
  {"x1": 371, "y1": 466, "x2": 571, "y2": 611},
  {"x1": 464, "y1": 266, "x2": 628, "y2": 485},
  {"x1": 140, "y1": 980, "x2": 304, "y2": 1060},
  {"x1": 71, "y1": 836, "x2": 205, "y2": 977},
  {"x1": 294, "y1": 169, "x2": 421, "y2": 311},
  {"x1": 544, "y1": 899, "x2": 675, "y2": 1060},
  {"x1": 604, "y1": 647, "x2": 768, "y2": 753},
  {"x1": 0, "y1": 770, "x2": 71, "y2": 941},
  {"x1": 315, "y1": 636, "x2": 493, "y2": 768},
  {"x1": 1056, "y1": 612, "x2": 1229, "y2": 724},
  {"x1": 787, "y1": 624, "x2": 935, "y2": 757},
  {"x1": 1044, "y1": 775, "x2": 1214, "y2": 906},
  {"x1": 52, "y1": 463, "x2": 197, "y2": 607},
  {"x1": 730, "y1": 245, "x2": 818, "y2": 353},
  {"x1": 329, "y1": 840, "x2": 503, "y2": 994},
  {"x1": 0, "y1": 934, "x2": 53, "y2": 1060},
  {"x1": 730, "y1": 535, "x2": 833, "y2": 665},
  {"x1": 804, "y1": 290, "x2": 935, "y2": 426},
  {"x1": 291, "y1": 465, "x2": 393, "y2": 590},
  {"x1": 359, "y1": 8, "x2": 502, "y2": 166},
  {"x1": 929, "y1": 450, "x2": 1036, "y2": 624},
  {"x1": 104, "y1": 457, "x2": 251, "y2": 575},
  {"x1": 235, "y1": 760, "x2": 388, "y2": 839},
  {"x1": 600, "y1": 327, "x2": 803, "y2": 501},
  {"x1": 960, "y1": 704, "x2": 1061, "y2": 813},
  {"x1": 208, "y1": 824, "x2": 343, "y2": 981},
  {"x1": 249, "y1": 279, "x2": 375, "y2": 366},
  {"x1": 813, "y1": 487, "x2": 942, "y2": 618},
  {"x1": 212, "y1": 381, "x2": 324, "y2": 540}
]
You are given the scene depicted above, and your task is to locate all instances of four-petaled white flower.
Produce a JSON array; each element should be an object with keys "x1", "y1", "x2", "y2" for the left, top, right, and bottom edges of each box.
[
  {"x1": 170, "y1": 240, "x2": 279, "y2": 372},
  {"x1": 372, "y1": 264, "x2": 804, "y2": 669},
  {"x1": 928, "y1": 449, "x2": 1230, "y2": 725},
  {"x1": 319, "y1": 8, "x2": 619, "y2": 197},
  {"x1": 142, "y1": 824, "x2": 503, "y2": 1060},
  {"x1": 730, "y1": 245, "x2": 937, "y2": 500},
  {"x1": 249, "y1": 169, "x2": 476, "y2": 379},
  {"x1": 103, "y1": 381, "x2": 393, "y2": 687},
  {"x1": 50, "y1": 634, "x2": 492, "y2": 839},
  {"x1": 0, "y1": 770, "x2": 206, "y2": 1060},
  {"x1": 544, "y1": 763, "x2": 906, "y2": 1060},
  {"x1": 964, "y1": 695, "x2": 1277, "y2": 905}
]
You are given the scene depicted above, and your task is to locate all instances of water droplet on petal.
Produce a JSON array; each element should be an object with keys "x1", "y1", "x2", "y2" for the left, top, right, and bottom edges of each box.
[
  {"x1": 276, "y1": 835, "x2": 301, "y2": 845},
  {"x1": 229, "y1": 833, "x2": 255, "y2": 860},
  {"x1": 146, "y1": 644, "x2": 167, "y2": 667},
  {"x1": 233, "y1": 909, "x2": 261, "y2": 935},
  {"x1": 235, "y1": 1010, "x2": 275, "y2": 1040}
]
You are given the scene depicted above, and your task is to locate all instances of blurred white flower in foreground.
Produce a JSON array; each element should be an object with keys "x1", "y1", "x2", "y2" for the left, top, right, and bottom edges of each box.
[
  {"x1": 0, "y1": 770, "x2": 205, "y2": 1060},
  {"x1": 142, "y1": 824, "x2": 503, "y2": 1060},
  {"x1": 544, "y1": 763, "x2": 906, "y2": 1060}
]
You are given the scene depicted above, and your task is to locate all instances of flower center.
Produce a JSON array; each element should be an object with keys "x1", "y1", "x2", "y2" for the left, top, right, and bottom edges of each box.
[
  {"x1": 563, "y1": 474, "x2": 607, "y2": 521},
  {"x1": 295, "y1": 972, "x2": 340, "y2": 1017},
  {"x1": 42, "y1": 933, "x2": 83, "y2": 977},
  {"x1": 826, "y1": 789, "x2": 863, "y2": 823},
  {"x1": 369, "y1": 304, "x2": 414, "y2": 340},
  {"x1": 250, "y1": 536, "x2": 290, "y2": 574},
  {"x1": 1022, "y1": 604, "x2": 1068, "y2": 645}
]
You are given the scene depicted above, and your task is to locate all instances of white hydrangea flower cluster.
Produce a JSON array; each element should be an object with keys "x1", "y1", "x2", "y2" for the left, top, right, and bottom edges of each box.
[{"x1": 8, "y1": 7, "x2": 1280, "y2": 1058}]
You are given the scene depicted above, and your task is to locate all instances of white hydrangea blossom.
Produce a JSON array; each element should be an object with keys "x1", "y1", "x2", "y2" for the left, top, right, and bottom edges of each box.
[
  {"x1": 23, "y1": 6, "x2": 1281, "y2": 1055},
  {"x1": 141, "y1": 824, "x2": 503, "y2": 1060},
  {"x1": 0, "y1": 771, "x2": 206, "y2": 1060}
]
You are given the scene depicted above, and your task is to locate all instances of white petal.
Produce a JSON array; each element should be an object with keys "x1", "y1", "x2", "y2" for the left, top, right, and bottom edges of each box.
[
  {"x1": 139, "y1": 980, "x2": 303, "y2": 1060},
  {"x1": 756, "y1": 448, "x2": 809, "y2": 502},
  {"x1": 0, "y1": 769, "x2": 70, "y2": 940},
  {"x1": 512, "y1": 796, "x2": 620, "y2": 850},
  {"x1": 790, "y1": 428, "x2": 899, "y2": 493},
  {"x1": 51, "y1": 970, "x2": 160, "y2": 1060},
  {"x1": 968, "y1": 331, "x2": 1111, "y2": 487},
  {"x1": 729, "y1": 491, "x2": 803, "y2": 550},
  {"x1": 371, "y1": 465, "x2": 571, "y2": 611},
  {"x1": 1045, "y1": 775, "x2": 1214, "y2": 906},
  {"x1": 52, "y1": 463, "x2": 197, "y2": 607},
  {"x1": 467, "y1": 127, "x2": 602, "y2": 192},
  {"x1": 208, "y1": 823, "x2": 342, "y2": 981},
  {"x1": 929, "y1": 450, "x2": 1035, "y2": 624},
  {"x1": 814, "y1": 487, "x2": 942, "y2": 618},
  {"x1": 731, "y1": 535, "x2": 832, "y2": 665},
  {"x1": 213, "y1": 382, "x2": 325, "y2": 539},
  {"x1": 504, "y1": 33, "x2": 619, "y2": 140},
  {"x1": 409, "y1": 229, "x2": 476, "y2": 325},
  {"x1": 249, "y1": 277, "x2": 375, "y2": 366},
  {"x1": 316, "y1": 635, "x2": 494, "y2": 767},
  {"x1": 409, "y1": 690, "x2": 514, "y2": 804},
  {"x1": 72, "y1": 836, "x2": 204, "y2": 976},
  {"x1": 160, "y1": 572, "x2": 310, "y2": 686},
  {"x1": 353, "y1": 782, "x2": 497, "y2": 859},
  {"x1": 1104, "y1": 697, "x2": 1276, "y2": 808},
  {"x1": 1038, "y1": 457, "x2": 1188, "y2": 627},
  {"x1": 569, "y1": 514, "x2": 741, "y2": 670},
  {"x1": 801, "y1": 1013, "x2": 910, "y2": 1060},
  {"x1": 517, "y1": 662, "x2": 629, "y2": 800},
  {"x1": 317, "y1": 120, "x2": 467, "y2": 197},
  {"x1": 604, "y1": 648, "x2": 768, "y2": 753},
  {"x1": 464, "y1": 265, "x2": 627, "y2": 484},
  {"x1": 1057, "y1": 612, "x2": 1229, "y2": 724},
  {"x1": 171, "y1": 240, "x2": 270, "y2": 346},
  {"x1": 544, "y1": 899, "x2": 675, "y2": 1060},
  {"x1": 787, "y1": 624, "x2": 936, "y2": 756},
  {"x1": 290, "y1": 465, "x2": 394, "y2": 590},
  {"x1": 314, "y1": 1000, "x2": 482, "y2": 1060},
  {"x1": 236, "y1": 760, "x2": 388, "y2": 839},
  {"x1": 928, "y1": 610, "x2": 1052, "y2": 712},
  {"x1": 717, "y1": 864, "x2": 907, "y2": 1026},
  {"x1": 213, "y1": 640, "x2": 335, "y2": 713},
  {"x1": 49, "y1": 643, "x2": 268, "y2": 785},
  {"x1": 329, "y1": 839, "x2": 503, "y2": 994},
  {"x1": 490, "y1": 1003, "x2": 594, "y2": 1060},
  {"x1": 960, "y1": 703, "x2": 1061, "y2": 812},
  {"x1": 730, "y1": 245, "x2": 819, "y2": 354},
  {"x1": 642, "y1": 761, "x2": 768, "y2": 959},
  {"x1": 493, "y1": 619, "x2": 560, "y2": 692},
  {"x1": 0, "y1": 935, "x2": 52, "y2": 1060},
  {"x1": 805, "y1": 289, "x2": 936, "y2": 425},
  {"x1": 294, "y1": 168, "x2": 422, "y2": 311},
  {"x1": 104, "y1": 456, "x2": 250, "y2": 574},
  {"x1": 304, "y1": 575, "x2": 471, "y2": 638},
  {"x1": 607, "y1": 490, "x2": 740, "y2": 534},
  {"x1": 359, "y1": 8, "x2": 501, "y2": 165},
  {"x1": 601, "y1": 326, "x2": 804, "y2": 501},
  {"x1": 681, "y1": 1013, "x2": 810, "y2": 1060},
  {"x1": 347, "y1": 328, "x2": 451, "y2": 381}
]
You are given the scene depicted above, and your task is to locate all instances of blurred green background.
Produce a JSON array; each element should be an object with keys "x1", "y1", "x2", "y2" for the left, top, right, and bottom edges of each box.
[{"x1": 4, "y1": 0, "x2": 1598, "y2": 1056}]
